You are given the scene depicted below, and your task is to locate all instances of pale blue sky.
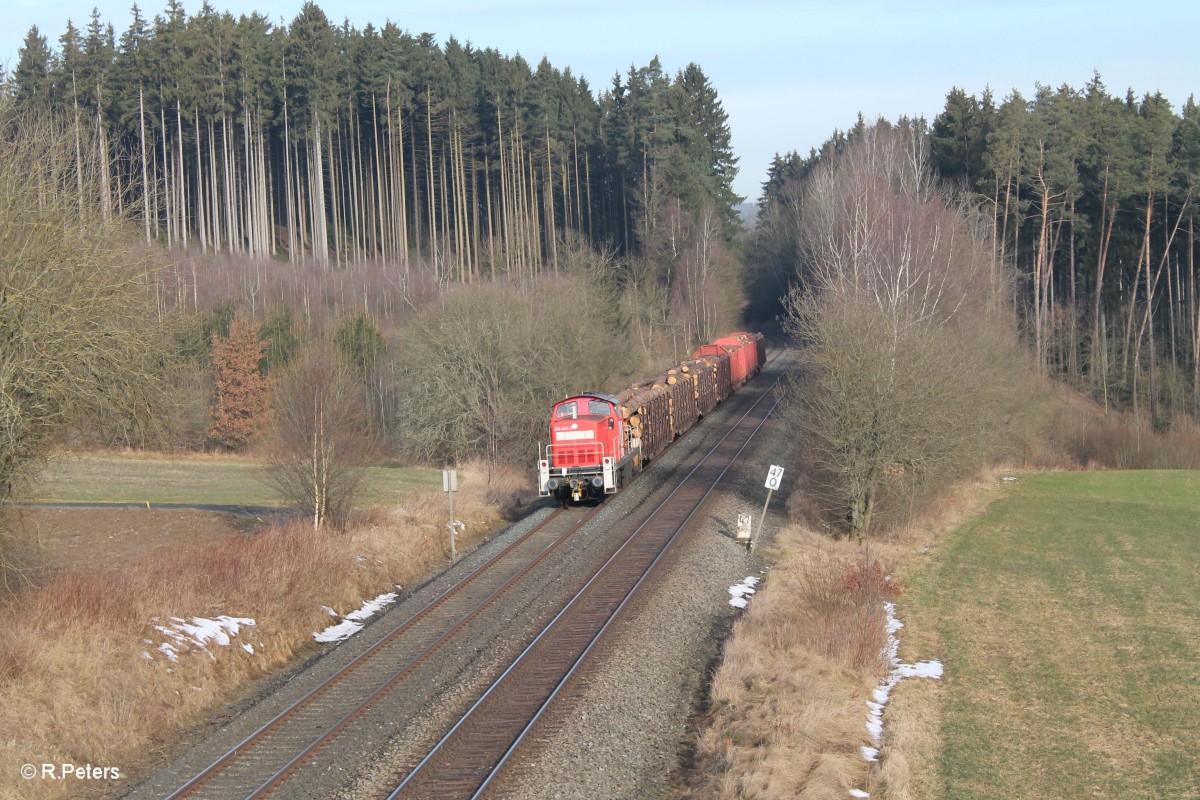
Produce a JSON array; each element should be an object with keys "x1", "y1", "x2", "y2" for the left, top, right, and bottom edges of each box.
[{"x1": 3, "y1": 1, "x2": 1197, "y2": 201}]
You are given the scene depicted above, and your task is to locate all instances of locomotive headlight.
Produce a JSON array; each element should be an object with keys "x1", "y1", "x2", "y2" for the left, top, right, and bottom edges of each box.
[{"x1": 546, "y1": 478, "x2": 560, "y2": 491}]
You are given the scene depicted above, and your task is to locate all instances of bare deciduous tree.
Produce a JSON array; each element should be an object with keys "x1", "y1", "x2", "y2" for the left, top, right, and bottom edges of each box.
[
  {"x1": 266, "y1": 344, "x2": 376, "y2": 528},
  {"x1": 786, "y1": 123, "x2": 1031, "y2": 537},
  {"x1": 0, "y1": 108, "x2": 167, "y2": 578},
  {"x1": 397, "y1": 276, "x2": 631, "y2": 482},
  {"x1": 0, "y1": 110, "x2": 165, "y2": 502}
]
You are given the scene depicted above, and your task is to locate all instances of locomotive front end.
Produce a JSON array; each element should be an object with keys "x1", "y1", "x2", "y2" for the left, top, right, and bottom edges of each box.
[{"x1": 538, "y1": 394, "x2": 626, "y2": 502}]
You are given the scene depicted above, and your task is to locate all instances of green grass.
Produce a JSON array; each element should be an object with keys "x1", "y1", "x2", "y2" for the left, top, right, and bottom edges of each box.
[
  {"x1": 907, "y1": 471, "x2": 1200, "y2": 800},
  {"x1": 31, "y1": 454, "x2": 442, "y2": 507}
]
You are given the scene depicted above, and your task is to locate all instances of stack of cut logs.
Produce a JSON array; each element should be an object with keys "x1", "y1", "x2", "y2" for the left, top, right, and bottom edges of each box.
[{"x1": 611, "y1": 354, "x2": 734, "y2": 466}]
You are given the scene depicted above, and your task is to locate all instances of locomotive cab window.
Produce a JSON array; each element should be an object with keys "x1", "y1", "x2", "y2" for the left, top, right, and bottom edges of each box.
[
  {"x1": 556, "y1": 402, "x2": 578, "y2": 418},
  {"x1": 588, "y1": 399, "x2": 611, "y2": 415}
]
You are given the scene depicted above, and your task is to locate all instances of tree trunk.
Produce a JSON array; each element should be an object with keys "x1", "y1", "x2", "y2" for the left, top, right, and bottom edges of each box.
[
  {"x1": 1092, "y1": 166, "x2": 1116, "y2": 400},
  {"x1": 139, "y1": 87, "x2": 151, "y2": 244},
  {"x1": 1034, "y1": 155, "x2": 1051, "y2": 371}
]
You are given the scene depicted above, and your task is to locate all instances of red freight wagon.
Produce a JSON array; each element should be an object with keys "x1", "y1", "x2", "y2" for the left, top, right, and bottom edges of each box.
[
  {"x1": 695, "y1": 340, "x2": 751, "y2": 387},
  {"x1": 715, "y1": 336, "x2": 752, "y2": 387},
  {"x1": 728, "y1": 332, "x2": 760, "y2": 373}
]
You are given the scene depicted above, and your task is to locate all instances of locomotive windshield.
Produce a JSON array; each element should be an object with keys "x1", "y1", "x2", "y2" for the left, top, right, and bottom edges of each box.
[{"x1": 556, "y1": 399, "x2": 612, "y2": 418}]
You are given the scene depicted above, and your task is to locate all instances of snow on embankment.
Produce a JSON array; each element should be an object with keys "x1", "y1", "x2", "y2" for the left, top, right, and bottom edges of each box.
[
  {"x1": 852, "y1": 601, "x2": 943, "y2": 798},
  {"x1": 313, "y1": 590, "x2": 400, "y2": 643}
]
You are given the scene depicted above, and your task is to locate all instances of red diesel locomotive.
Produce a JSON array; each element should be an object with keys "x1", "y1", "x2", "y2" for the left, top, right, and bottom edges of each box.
[{"x1": 537, "y1": 332, "x2": 764, "y2": 503}]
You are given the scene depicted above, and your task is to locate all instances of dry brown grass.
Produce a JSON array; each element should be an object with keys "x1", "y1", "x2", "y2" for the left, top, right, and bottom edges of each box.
[
  {"x1": 1023, "y1": 394, "x2": 1200, "y2": 471},
  {"x1": 0, "y1": 461, "x2": 511, "y2": 800},
  {"x1": 682, "y1": 528, "x2": 892, "y2": 799},
  {"x1": 682, "y1": 471, "x2": 1005, "y2": 800}
]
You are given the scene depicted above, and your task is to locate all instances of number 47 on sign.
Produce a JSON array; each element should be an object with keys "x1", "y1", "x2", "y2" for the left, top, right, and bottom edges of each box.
[{"x1": 764, "y1": 465, "x2": 785, "y2": 490}]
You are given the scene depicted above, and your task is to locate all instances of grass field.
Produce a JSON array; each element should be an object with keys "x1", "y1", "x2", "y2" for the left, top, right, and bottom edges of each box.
[
  {"x1": 905, "y1": 471, "x2": 1200, "y2": 799},
  {"x1": 30, "y1": 453, "x2": 442, "y2": 508}
]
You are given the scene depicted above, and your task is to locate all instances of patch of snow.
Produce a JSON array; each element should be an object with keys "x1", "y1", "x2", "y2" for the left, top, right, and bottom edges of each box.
[
  {"x1": 140, "y1": 651, "x2": 154, "y2": 661},
  {"x1": 850, "y1": 790, "x2": 871, "y2": 798},
  {"x1": 313, "y1": 619, "x2": 365, "y2": 644},
  {"x1": 313, "y1": 591, "x2": 401, "y2": 644},
  {"x1": 321, "y1": 606, "x2": 338, "y2": 617},
  {"x1": 343, "y1": 592, "x2": 398, "y2": 622},
  {"x1": 728, "y1": 576, "x2": 760, "y2": 608},
  {"x1": 862, "y1": 602, "x2": 944, "y2": 761},
  {"x1": 1002, "y1": 475, "x2": 1018, "y2": 482},
  {"x1": 241, "y1": 643, "x2": 255, "y2": 655},
  {"x1": 150, "y1": 615, "x2": 256, "y2": 665},
  {"x1": 174, "y1": 615, "x2": 255, "y2": 648},
  {"x1": 896, "y1": 660, "x2": 943, "y2": 680}
]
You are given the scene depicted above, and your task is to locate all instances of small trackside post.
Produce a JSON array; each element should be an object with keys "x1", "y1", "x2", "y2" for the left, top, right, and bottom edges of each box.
[
  {"x1": 443, "y1": 467, "x2": 459, "y2": 561},
  {"x1": 753, "y1": 465, "x2": 785, "y2": 552}
]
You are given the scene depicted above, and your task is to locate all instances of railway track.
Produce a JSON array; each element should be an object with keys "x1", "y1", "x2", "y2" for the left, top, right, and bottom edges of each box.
[
  {"x1": 160, "y1": 506, "x2": 593, "y2": 800},
  {"x1": 149, "y1": 347, "x2": 787, "y2": 800},
  {"x1": 389, "y1": 374, "x2": 782, "y2": 798}
]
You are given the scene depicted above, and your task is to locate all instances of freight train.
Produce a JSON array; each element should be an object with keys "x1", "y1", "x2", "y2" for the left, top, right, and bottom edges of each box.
[{"x1": 537, "y1": 332, "x2": 766, "y2": 503}]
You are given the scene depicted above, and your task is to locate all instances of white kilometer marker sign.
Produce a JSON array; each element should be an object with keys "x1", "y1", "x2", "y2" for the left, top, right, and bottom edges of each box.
[
  {"x1": 764, "y1": 464, "x2": 785, "y2": 490},
  {"x1": 752, "y1": 465, "x2": 785, "y2": 551}
]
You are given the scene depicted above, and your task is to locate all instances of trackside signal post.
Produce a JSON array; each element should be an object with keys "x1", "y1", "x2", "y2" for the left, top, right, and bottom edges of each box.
[
  {"x1": 442, "y1": 468, "x2": 458, "y2": 560},
  {"x1": 752, "y1": 465, "x2": 785, "y2": 551}
]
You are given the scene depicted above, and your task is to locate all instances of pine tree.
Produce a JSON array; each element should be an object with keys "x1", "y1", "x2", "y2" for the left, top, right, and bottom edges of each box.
[{"x1": 13, "y1": 27, "x2": 54, "y2": 109}]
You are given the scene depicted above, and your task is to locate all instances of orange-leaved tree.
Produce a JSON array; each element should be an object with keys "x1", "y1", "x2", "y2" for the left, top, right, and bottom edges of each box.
[{"x1": 208, "y1": 314, "x2": 273, "y2": 450}]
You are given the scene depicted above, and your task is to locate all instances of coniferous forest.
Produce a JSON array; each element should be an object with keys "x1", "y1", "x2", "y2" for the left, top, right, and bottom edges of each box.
[
  {"x1": 753, "y1": 78, "x2": 1200, "y2": 425},
  {"x1": 8, "y1": 1, "x2": 738, "y2": 274},
  {"x1": 3, "y1": 0, "x2": 747, "y2": 471},
  {"x1": 7, "y1": 0, "x2": 1200, "y2": 448}
]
